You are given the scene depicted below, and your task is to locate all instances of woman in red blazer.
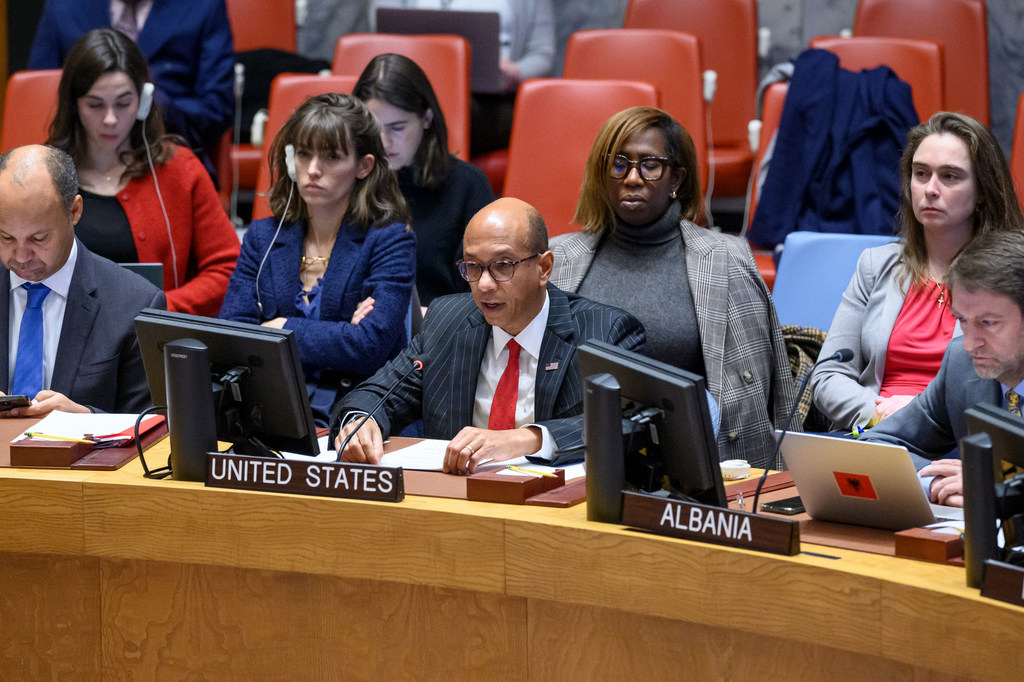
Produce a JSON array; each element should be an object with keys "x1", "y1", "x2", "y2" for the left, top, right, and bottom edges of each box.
[{"x1": 46, "y1": 28, "x2": 239, "y2": 316}]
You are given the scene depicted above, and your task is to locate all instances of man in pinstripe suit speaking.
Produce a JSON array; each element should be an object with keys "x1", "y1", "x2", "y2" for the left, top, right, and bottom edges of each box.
[{"x1": 332, "y1": 197, "x2": 645, "y2": 473}]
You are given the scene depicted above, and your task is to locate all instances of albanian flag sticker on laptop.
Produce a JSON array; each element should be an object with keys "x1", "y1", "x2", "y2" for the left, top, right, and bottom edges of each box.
[{"x1": 833, "y1": 471, "x2": 879, "y2": 500}]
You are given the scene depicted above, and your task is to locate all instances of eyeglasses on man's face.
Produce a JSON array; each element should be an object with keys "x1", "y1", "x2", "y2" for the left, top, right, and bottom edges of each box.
[
  {"x1": 456, "y1": 253, "x2": 541, "y2": 282},
  {"x1": 607, "y1": 154, "x2": 671, "y2": 181}
]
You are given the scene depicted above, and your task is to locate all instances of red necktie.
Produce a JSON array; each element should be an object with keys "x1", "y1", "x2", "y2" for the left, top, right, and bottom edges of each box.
[{"x1": 488, "y1": 339, "x2": 520, "y2": 430}]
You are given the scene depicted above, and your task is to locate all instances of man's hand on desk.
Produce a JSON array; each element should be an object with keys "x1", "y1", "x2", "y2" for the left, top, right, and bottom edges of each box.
[
  {"x1": 0, "y1": 390, "x2": 90, "y2": 418},
  {"x1": 920, "y1": 458, "x2": 963, "y2": 507},
  {"x1": 444, "y1": 426, "x2": 542, "y2": 475},
  {"x1": 336, "y1": 417, "x2": 385, "y2": 464}
]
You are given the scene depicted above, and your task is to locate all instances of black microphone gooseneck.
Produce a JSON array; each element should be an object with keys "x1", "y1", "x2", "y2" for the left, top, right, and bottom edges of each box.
[
  {"x1": 751, "y1": 347, "x2": 853, "y2": 513},
  {"x1": 334, "y1": 359, "x2": 424, "y2": 462}
]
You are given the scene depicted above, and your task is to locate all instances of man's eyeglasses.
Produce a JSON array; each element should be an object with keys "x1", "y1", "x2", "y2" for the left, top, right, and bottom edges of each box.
[
  {"x1": 456, "y1": 254, "x2": 541, "y2": 282},
  {"x1": 608, "y1": 154, "x2": 671, "y2": 181}
]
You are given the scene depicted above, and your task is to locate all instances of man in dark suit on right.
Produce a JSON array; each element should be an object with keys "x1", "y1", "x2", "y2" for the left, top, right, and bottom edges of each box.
[
  {"x1": 862, "y1": 229, "x2": 1024, "y2": 507},
  {"x1": 333, "y1": 197, "x2": 646, "y2": 473}
]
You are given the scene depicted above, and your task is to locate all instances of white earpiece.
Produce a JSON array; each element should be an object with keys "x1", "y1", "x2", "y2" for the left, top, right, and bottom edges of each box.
[
  {"x1": 702, "y1": 70, "x2": 717, "y2": 104},
  {"x1": 137, "y1": 82, "x2": 154, "y2": 121},
  {"x1": 284, "y1": 143, "x2": 297, "y2": 182}
]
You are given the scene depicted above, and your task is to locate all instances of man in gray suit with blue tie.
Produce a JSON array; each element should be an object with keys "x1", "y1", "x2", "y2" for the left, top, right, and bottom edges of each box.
[
  {"x1": 862, "y1": 229, "x2": 1024, "y2": 507},
  {"x1": 333, "y1": 197, "x2": 646, "y2": 473},
  {"x1": 0, "y1": 145, "x2": 165, "y2": 416}
]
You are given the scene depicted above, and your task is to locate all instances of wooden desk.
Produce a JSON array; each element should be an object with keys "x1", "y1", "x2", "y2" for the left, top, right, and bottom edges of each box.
[{"x1": 1, "y1": 439, "x2": 1021, "y2": 680}]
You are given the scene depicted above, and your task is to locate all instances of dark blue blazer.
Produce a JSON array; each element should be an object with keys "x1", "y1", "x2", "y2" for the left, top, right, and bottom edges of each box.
[
  {"x1": 219, "y1": 216, "x2": 416, "y2": 415},
  {"x1": 1, "y1": 240, "x2": 166, "y2": 412},
  {"x1": 29, "y1": 0, "x2": 234, "y2": 149},
  {"x1": 749, "y1": 49, "x2": 919, "y2": 248},
  {"x1": 331, "y1": 284, "x2": 647, "y2": 451},
  {"x1": 861, "y1": 338, "x2": 1003, "y2": 469}
]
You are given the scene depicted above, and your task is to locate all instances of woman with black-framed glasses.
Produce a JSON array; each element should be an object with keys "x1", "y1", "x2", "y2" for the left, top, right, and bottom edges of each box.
[{"x1": 550, "y1": 106, "x2": 796, "y2": 465}]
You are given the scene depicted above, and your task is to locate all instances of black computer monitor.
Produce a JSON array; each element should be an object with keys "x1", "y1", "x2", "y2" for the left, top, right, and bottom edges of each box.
[
  {"x1": 577, "y1": 340, "x2": 726, "y2": 507},
  {"x1": 966, "y1": 403, "x2": 1024, "y2": 475},
  {"x1": 962, "y1": 403, "x2": 1024, "y2": 586},
  {"x1": 134, "y1": 308, "x2": 319, "y2": 457}
]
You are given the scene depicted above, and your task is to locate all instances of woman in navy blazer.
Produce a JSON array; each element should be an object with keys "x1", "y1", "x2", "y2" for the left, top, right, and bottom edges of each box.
[{"x1": 220, "y1": 94, "x2": 415, "y2": 426}]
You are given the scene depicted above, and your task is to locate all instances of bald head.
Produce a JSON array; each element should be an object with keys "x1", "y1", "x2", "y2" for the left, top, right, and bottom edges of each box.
[
  {"x1": 462, "y1": 198, "x2": 554, "y2": 336},
  {"x1": 0, "y1": 145, "x2": 80, "y2": 217},
  {"x1": 0, "y1": 145, "x2": 82, "y2": 282},
  {"x1": 465, "y1": 197, "x2": 548, "y2": 255}
]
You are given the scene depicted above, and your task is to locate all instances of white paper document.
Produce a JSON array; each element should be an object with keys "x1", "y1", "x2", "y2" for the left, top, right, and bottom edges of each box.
[
  {"x1": 282, "y1": 436, "x2": 584, "y2": 480},
  {"x1": 14, "y1": 411, "x2": 157, "y2": 443}
]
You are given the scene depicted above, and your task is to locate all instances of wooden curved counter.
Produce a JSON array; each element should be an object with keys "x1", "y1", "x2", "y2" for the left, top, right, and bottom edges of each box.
[{"x1": 1, "y1": 439, "x2": 1021, "y2": 680}]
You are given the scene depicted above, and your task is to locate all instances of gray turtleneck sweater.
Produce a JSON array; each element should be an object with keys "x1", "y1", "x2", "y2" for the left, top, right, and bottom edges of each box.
[{"x1": 577, "y1": 203, "x2": 705, "y2": 375}]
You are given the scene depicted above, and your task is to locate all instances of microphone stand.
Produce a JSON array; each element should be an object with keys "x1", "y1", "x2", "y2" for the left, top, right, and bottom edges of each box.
[
  {"x1": 751, "y1": 348, "x2": 852, "y2": 514},
  {"x1": 334, "y1": 359, "x2": 423, "y2": 462}
]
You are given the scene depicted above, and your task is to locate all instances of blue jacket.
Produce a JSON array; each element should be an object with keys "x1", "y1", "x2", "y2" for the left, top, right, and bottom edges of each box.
[
  {"x1": 29, "y1": 0, "x2": 234, "y2": 149},
  {"x1": 749, "y1": 49, "x2": 919, "y2": 248},
  {"x1": 219, "y1": 217, "x2": 416, "y2": 422}
]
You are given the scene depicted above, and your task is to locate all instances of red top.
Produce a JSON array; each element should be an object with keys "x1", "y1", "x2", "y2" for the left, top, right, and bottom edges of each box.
[
  {"x1": 879, "y1": 280, "x2": 956, "y2": 398},
  {"x1": 117, "y1": 146, "x2": 240, "y2": 316}
]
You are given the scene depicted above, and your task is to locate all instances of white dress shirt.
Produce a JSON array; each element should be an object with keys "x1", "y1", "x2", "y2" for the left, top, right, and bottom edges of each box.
[
  {"x1": 110, "y1": 0, "x2": 154, "y2": 36},
  {"x1": 472, "y1": 291, "x2": 554, "y2": 458},
  {"x1": 8, "y1": 240, "x2": 78, "y2": 393}
]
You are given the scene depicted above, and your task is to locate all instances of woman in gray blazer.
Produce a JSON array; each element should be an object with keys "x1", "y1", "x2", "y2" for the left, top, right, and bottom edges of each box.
[
  {"x1": 812, "y1": 112, "x2": 1024, "y2": 431},
  {"x1": 550, "y1": 106, "x2": 795, "y2": 467}
]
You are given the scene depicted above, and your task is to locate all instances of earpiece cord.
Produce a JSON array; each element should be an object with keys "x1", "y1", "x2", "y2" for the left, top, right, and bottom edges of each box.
[
  {"x1": 141, "y1": 116, "x2": 179, "y2": 290},
  {"x1": 255, "y1": 180, "x2": 294, "y2": 316}
]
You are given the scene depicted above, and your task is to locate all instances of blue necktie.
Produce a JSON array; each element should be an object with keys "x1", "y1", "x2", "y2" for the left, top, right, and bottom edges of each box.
[{"x1": 12, "y1": 283, "x2": 51, "y2": 397}]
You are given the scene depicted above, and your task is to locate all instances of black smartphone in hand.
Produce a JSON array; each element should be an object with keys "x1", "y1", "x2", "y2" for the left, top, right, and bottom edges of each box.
[{"x1": 0, "y1": 395, "x2": 32, "y2": 411}]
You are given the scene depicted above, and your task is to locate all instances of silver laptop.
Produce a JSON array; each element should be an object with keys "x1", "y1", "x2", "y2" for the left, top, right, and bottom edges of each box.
[
  {"x1": 376, "y1": 7, "x2": 504, "y2": 93},
  {"x1": 779, "y1": 431, "x2": 962, "y2": 530}
]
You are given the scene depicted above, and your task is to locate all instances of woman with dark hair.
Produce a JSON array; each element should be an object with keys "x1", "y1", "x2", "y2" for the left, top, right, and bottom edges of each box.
[
  {"x1": 47, "y1": 27, "x2": 239, "y2": 316},
  {"x1": 219, "y1": 93, "x2": 415, "y2": 426},
  {"x1": 551, "y1": 106, "x2": 795, "y2": 465},
  {"x1": 354, "y1": 53, "x2": 493, "y2": 305},
  {"x1": 812, "y1": 111, "x2": 1024, "y2": 431}
]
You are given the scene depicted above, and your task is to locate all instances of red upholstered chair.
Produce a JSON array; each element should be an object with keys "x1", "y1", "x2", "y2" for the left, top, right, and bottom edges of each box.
[
  {"x1": 216, "y1": 0, "x2": 300, "y2": 213},
  {"x1": 1012, "y1": 93, "x2": 1024, "y2": 204},
  {"x1": 746, "y1": 82, "x2": 789, "y2": 290},
  {"x1": 250, "y1": 74, "x2": 359, "y2": 221},
  {"x1": 624, "y1": 0, "x2": 758, "y2": 198},
  {"x1": 1, "y1": 70, "x2": 62, "y2": 152},
  {"x1": 854, "y1": 0, "x2": 988, "y2": 124},
  {"x1": 225, "y1": 0, "x2": 296, "y2": 52},
  {"x1": 563, "y1": 29, "x2": 709, "y2": 197},
  {"x1": 809, "y1": 35, "x2": 944, "y2": 123},
  {"x1": 332, "y1": 33, "x2": 471, "y2": 161},
  {"x1": 502, "y1": 79, "x2": 659, "y2": 238}
]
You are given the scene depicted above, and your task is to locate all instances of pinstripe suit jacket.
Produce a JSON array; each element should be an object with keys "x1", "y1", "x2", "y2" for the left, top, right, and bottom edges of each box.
[
  {"x1": 331, "y1": 284, "x2": 645, "y2": 450},
  {"x1": 551, "y1": 220, "x2": 797, "y2": 465}
]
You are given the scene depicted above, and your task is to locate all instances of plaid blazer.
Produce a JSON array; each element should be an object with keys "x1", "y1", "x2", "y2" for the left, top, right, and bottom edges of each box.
[
  {"x1": 551, "y1": 220, "x2": 798, "y2": 467},
  {"x1": 332, "y1": 284, "x2": 645, "y2": 451}
]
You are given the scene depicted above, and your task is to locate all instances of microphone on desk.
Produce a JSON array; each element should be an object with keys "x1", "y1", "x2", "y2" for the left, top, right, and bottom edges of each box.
[
  {"x1": 751, "y1": 347, "x2": 853, "y2": 514},
  {"x1": 334, "y1": 358, "x2": 424, "y2": 462}
]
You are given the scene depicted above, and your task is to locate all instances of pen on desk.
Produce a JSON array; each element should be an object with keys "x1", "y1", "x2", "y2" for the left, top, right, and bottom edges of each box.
[
  {"x1": 506, "y1": 464, "x2": 556, "y2": 478},
  {"x1": 25, "y1": 432, "x2": 94, "y2": 444}
]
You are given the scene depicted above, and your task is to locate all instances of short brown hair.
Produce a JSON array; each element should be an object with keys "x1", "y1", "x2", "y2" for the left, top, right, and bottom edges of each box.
[
  {"x1": 947, "y1": 230, "x2": 1024, "y2": 318},
  {"x1": 573, "y1": 106, "x2": 702, "y2": 234}
]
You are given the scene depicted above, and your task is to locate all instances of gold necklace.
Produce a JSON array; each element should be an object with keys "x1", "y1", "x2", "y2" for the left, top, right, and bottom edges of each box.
[
  {"x1": 933, "y1": 280, "x2": 947, "y2": 308},
  {"x1": 300, "y1": 254, "x2": 330, "y2": 271}
]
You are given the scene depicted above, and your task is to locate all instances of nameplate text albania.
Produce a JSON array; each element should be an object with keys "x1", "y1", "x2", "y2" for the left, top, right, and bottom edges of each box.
[
  {"x1": 620, "y1": 491, "x2": 800, "y2": 555},
  {"x1": 206, "y1": 453, "x2": 404, "y2": 502}
]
